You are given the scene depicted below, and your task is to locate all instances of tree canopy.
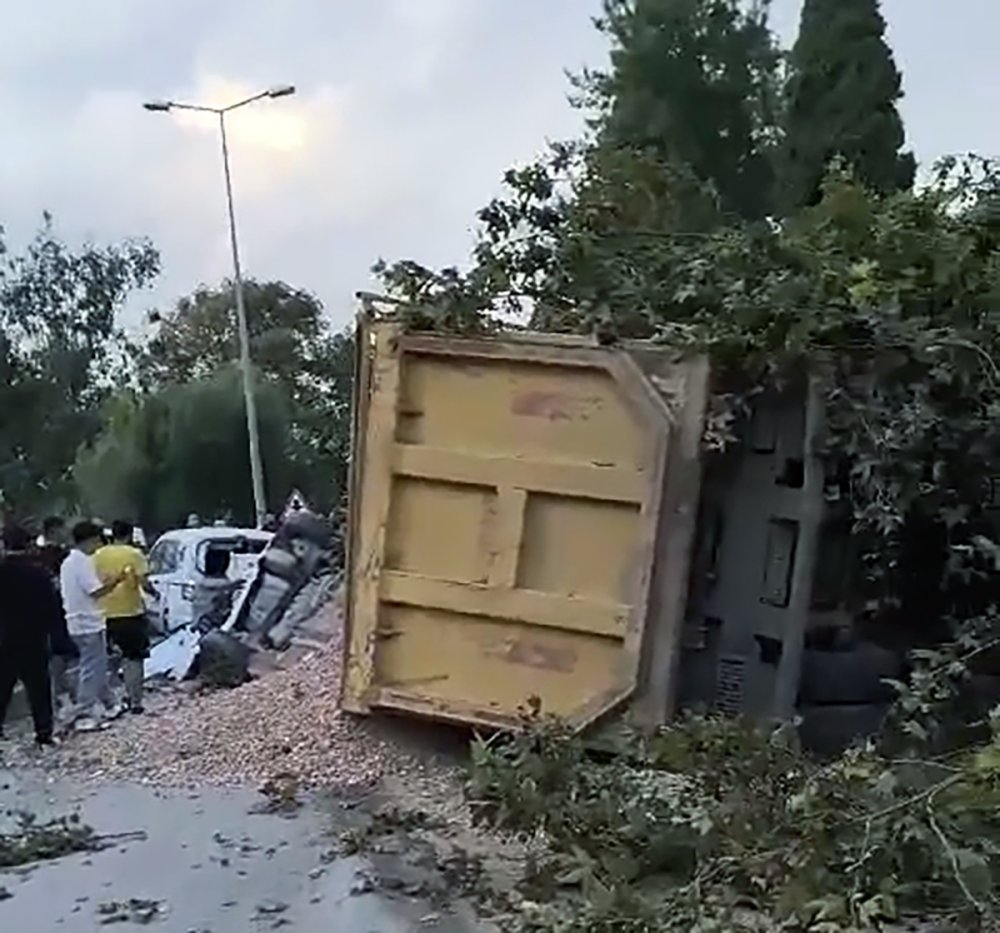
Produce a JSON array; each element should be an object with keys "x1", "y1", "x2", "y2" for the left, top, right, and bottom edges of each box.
[
  {"x1": 142, "y1": 280, "x2": 328, "y2": 390},
  {"x1": 586, "y1": 0, "x2": 783, "y2": 220},
  {"x1": 783, "y1": 0, "x2": 915, "y2": 208},
  {"x1": 136, "y1": 279, "x2": 354, "y2": 515},
  {"x1": 75, "y1": 367, "x2": 296, "y2": 532},
  {"x1": 0, "y1": 216, "x2": 159, "y2": 518}
]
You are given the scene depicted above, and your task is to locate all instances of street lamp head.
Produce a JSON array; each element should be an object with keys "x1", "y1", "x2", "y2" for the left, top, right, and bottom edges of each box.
[
  {"x1": 143, "y1": 100, "x2": 172, "y2": 112},
  {"x1": 266, "y1": 84, "x2": 296, "y2": 99}
]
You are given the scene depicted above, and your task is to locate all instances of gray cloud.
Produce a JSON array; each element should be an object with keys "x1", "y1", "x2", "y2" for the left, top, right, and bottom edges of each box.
[
  {"x1": 1, "y1": 1, "x2": 608, "y2": 329},
  {"x1": 1, "y1": 0, "x2": 996, "y2": 332}
]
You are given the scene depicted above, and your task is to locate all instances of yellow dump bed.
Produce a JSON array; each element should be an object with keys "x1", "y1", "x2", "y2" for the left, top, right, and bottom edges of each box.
[{"x1": 342, "y1": 313, "x2": 708, "y2": 731}]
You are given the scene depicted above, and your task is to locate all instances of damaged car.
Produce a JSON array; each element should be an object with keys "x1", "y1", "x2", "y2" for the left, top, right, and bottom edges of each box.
[
  {"x1": 145, "y1": 526, "x2": 272, "y2": 633},
  {"x1": 145, "y1": 512, "x2": 341, "y2": 684}
]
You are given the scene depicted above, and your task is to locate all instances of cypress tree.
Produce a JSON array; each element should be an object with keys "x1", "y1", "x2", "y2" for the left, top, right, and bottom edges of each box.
[
  {"x1": 784, "y1": 0, "x2": 915, "y2": 209},
  {"x1": 590, "y1": 0, "x2": 783, "y2": 221}
]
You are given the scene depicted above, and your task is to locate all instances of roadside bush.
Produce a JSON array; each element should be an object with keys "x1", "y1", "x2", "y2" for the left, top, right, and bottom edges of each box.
[{"x1": 467, "y1": 624, "x2": 1000, "y2": 931}]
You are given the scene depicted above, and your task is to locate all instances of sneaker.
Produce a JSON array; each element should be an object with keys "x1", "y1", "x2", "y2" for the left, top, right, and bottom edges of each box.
[
  {"x1": 105, "y1": 702, "x2": 125, "y2": 720},
  {"x1": 75, "y1": 716, "x2": 100, "y2": 733},
  {"x1": 36, "y1": 735, "x2": 61, "y2": 748}
]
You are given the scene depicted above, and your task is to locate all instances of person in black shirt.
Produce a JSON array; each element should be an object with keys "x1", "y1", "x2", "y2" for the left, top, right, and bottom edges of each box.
[
  {"x1": 33, "y1": 517, "x2": 79, "y2": 714},
  {"x1": 0, "y1": 525, "x2": 61, "y2": 745},
  {"x1": 35, "y1": 529, "x2": 76, "y2": 648}
]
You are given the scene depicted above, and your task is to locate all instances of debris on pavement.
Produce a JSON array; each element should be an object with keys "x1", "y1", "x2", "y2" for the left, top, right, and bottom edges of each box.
[
  {"x1": 0, "y1": 812, "x2": 98, "y2": 869},
  {"x1": 330, "y1": 782, "x2": 535, "y2": 925},
  {"x1": 254, "y1": 899, "x2": 290, "y2": 917},
  {"x1": 0, "y1": 809, "x2": 149, "y2": 873},
  {"x1": 0, "y1": 769, "x2": 487, "y2": 932},
  {"x1": 195, "y1": 630, "x2": 252, "y2": 688},
  {"x1": 96, "y1": 897, "x2": 164, "y2": 925},
  {"x1": 2, "y1": 603, "x2": 448, "y2": 791},
  {"x1": 144, "y1": 626, "x2": 201, "y2": 681},
  {"x1": 255, "y1": 772, "x2": 304, "y2": 814}
]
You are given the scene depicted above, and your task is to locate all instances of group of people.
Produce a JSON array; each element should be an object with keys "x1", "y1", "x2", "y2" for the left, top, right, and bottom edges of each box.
[{"x1": 0, "y1": 517, "x2": 150, "y2": 746}]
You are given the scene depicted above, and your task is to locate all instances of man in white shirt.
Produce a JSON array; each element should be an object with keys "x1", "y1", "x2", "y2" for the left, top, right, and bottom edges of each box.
[{"x1": 60, "y1": 521, "x2": 127, "y2": 731}]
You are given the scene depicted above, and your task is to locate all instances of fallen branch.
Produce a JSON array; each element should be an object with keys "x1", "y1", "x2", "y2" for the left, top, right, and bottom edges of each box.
[
  {"x1": 853, "y1": 773, "x2": 964, "y2": 825},
  {"x1": 0, "y1": 814, "x2": 147, "y2": 869},
  {"x1": 926, "y1": 787, "x2": 984, "y2": 917}
]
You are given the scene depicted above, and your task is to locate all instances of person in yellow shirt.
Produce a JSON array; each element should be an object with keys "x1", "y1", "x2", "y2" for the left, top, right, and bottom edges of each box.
[{"x1": 94, "y1": 520, "x2": 150, "y2": 714}]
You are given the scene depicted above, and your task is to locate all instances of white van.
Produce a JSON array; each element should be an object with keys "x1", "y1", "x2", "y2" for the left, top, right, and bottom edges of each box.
[{"x1": 145, "y1": 526, "x2": 272, "y2": 632}]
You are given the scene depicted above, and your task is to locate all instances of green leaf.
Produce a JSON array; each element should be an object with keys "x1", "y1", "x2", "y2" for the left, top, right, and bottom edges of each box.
[{"x1": 953, "y1": 847, "x2": 992, "y2": 898}]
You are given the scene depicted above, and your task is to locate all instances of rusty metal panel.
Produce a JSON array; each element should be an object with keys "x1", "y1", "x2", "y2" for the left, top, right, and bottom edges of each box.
[{"x1": 342, "y1": 315, "x2": 708, "y2": 731}]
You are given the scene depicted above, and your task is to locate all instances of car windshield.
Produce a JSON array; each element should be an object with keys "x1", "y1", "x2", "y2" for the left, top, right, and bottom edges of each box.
[{"x1": 148, "y1": 539, "x2": 184, "y2": 575}]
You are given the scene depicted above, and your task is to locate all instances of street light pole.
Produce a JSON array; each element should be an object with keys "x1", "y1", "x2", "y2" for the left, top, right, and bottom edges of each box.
[
  {"x1": 217, "y1": 109, "x2": 266, "y2": 530},
  {"x1": 143, "y1": 85, "x2": 295, "y2": 528}
]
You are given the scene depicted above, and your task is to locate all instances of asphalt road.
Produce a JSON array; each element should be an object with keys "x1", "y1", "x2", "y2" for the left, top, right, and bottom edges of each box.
[{"x1": 0, "y1": 765, "x2": 483, "y2": 932}]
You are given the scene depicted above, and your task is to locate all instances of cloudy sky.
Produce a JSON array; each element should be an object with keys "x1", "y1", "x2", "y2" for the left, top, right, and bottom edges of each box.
[{"x1": 1, "y1": 0, "x2": 996, "y2": 331}]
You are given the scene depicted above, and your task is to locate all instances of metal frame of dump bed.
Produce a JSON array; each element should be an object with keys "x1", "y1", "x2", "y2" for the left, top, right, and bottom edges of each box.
[{"x1": 342, "y1": 306, "x2": 709, "y2": 733}]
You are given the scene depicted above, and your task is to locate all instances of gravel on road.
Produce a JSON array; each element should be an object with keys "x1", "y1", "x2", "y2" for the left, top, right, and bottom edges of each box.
[{"x1": 0, "y1": 605, "x2": 463, "y2": 793}]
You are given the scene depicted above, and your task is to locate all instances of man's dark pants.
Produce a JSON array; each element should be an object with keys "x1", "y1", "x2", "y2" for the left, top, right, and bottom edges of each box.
[{"x1": 0, "y1": 643, "x2": 54, "y2": 742}]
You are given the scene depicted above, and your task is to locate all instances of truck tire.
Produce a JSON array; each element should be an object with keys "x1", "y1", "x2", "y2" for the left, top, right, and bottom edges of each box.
[
  {"x1": 282, "y1": 512, "x2": 331, "y2": 547},
  {"x1": 959, "y1": 675, "x2": 1000, "y2": 719},
  {"x1": 798, "y1": 643, "x2": 902, "y2": 706},
  {"x1": 261, "y1": 548, "x2": 299, "y2": 580},
  {"x1": 797, "y1": 703, "x2": 890, "y2": 757}
]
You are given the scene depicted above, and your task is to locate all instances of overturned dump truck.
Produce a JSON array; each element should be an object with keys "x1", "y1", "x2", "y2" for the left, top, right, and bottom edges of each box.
[
  {"x1": 340, "y1": 309, "x2": 709, "y2": 731},
  {"x1": 146, "y1": 511, "x2": 341, "y2": 683}
]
